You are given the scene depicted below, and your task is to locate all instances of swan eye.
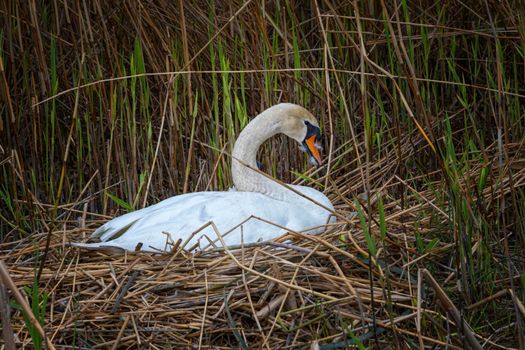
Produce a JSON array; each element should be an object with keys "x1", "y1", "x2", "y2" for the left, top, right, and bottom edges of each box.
[{"x1": 303, "y1": 120, "x2": 321, "y2": 142}]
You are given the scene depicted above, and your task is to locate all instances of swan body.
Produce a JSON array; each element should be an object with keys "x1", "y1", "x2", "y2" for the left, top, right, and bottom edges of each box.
[
  {"x1": 75, "y1": 185, "x2": 332, "y2": 252},
  {"x1": 74, "y1": 103, "x2": 334, "y2": 253}
]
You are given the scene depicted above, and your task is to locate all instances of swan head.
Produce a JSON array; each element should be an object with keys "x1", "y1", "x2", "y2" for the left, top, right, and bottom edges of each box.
[{"x1": 276, "y1": 103, "x2": 324, "y2": 166}]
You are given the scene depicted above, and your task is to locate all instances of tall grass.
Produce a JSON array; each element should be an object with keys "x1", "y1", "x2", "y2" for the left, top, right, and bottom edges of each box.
[{"x1": 1, "y1": 0, "x2": 524, "y2": 347}]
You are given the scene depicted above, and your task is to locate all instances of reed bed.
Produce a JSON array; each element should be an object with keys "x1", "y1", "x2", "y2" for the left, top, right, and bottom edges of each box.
[{"x1": 1, "y1": 0, "x2": 525, "y2": 348}]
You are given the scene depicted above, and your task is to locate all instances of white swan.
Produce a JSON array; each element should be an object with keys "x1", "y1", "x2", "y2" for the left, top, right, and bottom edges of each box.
[{"x1": 73, "y1": 103, "x2": 334, "y2": 252}]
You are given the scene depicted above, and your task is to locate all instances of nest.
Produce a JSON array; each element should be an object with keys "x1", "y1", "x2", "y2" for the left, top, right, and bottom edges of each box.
[
  {"x1": 1, "y1": 143, "x2": 523, "y2": 349},
  {"x1": 3, "y1": 223, "x2": 416, "y2": 348}
]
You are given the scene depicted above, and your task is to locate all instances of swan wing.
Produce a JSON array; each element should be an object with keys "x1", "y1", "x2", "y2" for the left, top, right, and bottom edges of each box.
[{"x1": 74, "y1": 188, "x2": 332, "y2": 252}]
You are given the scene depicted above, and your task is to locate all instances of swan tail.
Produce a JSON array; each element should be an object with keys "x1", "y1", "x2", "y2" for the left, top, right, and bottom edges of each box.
[
  {"x1": 70, "y1": 242, "x2": 127, "y2": 254},
  {"x1": 90, "y1": 218, "x2": 140, "y2": 241}
]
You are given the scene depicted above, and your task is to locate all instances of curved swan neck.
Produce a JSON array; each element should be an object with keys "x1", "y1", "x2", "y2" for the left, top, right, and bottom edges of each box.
[
  {"x1": 231, "y1": 105, "x2": 294, "y2": 201},
  {"x1": 233, "y1": 108, "x2": 281, "y2": 167}
]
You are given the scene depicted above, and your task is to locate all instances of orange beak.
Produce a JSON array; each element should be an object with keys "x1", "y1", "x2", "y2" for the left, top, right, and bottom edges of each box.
[{"x1": 305, "y1": 135, "x2": 322, "y2": 165}]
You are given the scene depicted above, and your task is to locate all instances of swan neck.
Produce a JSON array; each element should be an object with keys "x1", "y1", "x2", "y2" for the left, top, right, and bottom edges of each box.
[
  {"x1": 232, "y1": 109, "x2": 289, "y2": 200},
  {"x1": 233, "y1": 111, "x2": 279, "y2": 169}
]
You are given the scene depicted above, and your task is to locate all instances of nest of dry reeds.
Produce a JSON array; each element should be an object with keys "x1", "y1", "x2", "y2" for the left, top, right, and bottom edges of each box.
[
  {"x1": 1, "y1": 141, "x2": 523, "y2": 349},
  {"x1": 2, "y1": 220, "x2": 433, "y2": 349}
]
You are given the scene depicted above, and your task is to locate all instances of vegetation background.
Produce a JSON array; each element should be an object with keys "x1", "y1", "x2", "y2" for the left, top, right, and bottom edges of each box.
[{"x1": 1, "y1": 0, "x2": 524, "y2": 348}]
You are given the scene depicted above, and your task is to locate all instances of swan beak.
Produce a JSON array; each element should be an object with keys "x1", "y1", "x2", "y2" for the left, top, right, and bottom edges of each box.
[{"x1": 305, "y1": 135, "x2": 322, "y2": 165}]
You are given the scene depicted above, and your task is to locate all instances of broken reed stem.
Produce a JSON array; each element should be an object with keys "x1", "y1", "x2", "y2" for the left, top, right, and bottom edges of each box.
[
  {"x1": 110, "y1": 314, "x2": 131, "y2": 350},
  {"x1": 421, "y1": 268, "x2": 483, "y2": 350},
  {"x1": 0, "y1": 261, "x2": 57, "y2": 350},
  {"x1": 0, "y1": 280, "x2": 15, "y2": 350}
]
